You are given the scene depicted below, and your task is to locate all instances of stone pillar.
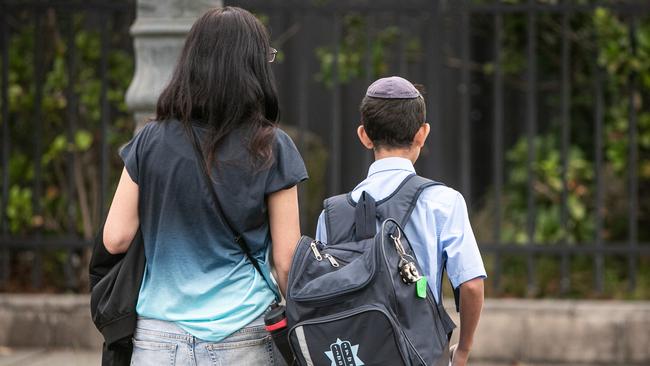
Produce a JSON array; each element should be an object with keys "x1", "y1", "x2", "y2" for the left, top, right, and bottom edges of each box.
[{"x1": 125, "y1": 0, "x2": 222, "y2": 129}]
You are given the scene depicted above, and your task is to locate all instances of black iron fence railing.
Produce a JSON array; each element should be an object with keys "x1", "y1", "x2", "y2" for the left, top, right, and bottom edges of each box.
[
  {"x1": 227, "y1": 0, "x2": 650, "y2": 297},
  {"x1": 1, "y1": 0, "x2": 649, "y2": 297},
  {"x1": 0, "y1": 0, "x2": 134, "y2": 291}
]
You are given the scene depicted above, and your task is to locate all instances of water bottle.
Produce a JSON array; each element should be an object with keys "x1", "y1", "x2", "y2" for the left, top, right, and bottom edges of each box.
[{"x1": 264, "y1": 304, "x2": 294, "y2": 364}]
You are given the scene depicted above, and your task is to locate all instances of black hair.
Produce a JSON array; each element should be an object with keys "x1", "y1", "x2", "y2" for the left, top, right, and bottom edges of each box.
[
  {"x1": 359, "y1": 95, "x2": 426, "y2": 149},
  {"x1": 155, "y1": 6, "x2": 279, "y2": 169}
]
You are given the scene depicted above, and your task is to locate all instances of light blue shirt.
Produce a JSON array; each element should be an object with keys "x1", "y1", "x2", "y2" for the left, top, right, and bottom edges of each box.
[{"x1": 315, "y1": 157, "x2": 487, "y2": 302}]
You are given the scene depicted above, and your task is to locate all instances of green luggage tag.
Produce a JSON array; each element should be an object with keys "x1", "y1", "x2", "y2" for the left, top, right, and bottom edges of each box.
[{"x1": 416, "y1": 277, "x2": 427, "y2": 299}]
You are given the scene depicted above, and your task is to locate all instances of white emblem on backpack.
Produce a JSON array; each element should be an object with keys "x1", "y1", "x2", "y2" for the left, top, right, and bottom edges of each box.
[{"x1": 324, "y1": 338, "x2": 364, "y2": 366}]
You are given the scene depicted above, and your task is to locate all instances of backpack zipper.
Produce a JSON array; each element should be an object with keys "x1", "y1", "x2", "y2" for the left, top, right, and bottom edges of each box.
[
  {"x1": 288, "y1": 237, "x2": 322, "y2": 297},
  {"x1": 324, "y1": 253, "x2": 340, "y2": 267},
  {"x1": 291, "y1": 264, "x2": 375, "y2": 303},
  {"x1": 310, "y1": 241, "x2": 323, "y2": 261}
]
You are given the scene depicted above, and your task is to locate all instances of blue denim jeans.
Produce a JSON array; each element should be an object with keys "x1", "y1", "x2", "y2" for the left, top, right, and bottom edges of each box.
[{"x1": 130, "y1": 316, "x2": 287, "y2": 366}]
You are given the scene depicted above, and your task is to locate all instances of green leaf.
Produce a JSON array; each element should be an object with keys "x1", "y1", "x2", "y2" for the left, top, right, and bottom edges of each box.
[{"x1": 74, "y1": 130, "x2": 93, "y2": 151}]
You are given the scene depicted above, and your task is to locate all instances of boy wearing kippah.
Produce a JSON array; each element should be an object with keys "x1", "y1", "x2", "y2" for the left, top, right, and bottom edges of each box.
[{"x1": 315, "y1": 76, "x2": 486, "y2": 366}]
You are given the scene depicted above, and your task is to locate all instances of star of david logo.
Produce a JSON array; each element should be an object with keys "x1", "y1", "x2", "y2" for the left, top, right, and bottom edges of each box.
[{"x1": 324, "y1": 338, "x2": 364, "y2": 366}]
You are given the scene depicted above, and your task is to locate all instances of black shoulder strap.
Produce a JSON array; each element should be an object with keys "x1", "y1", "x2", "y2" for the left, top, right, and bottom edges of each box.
[
  {"x1": 378, "y1": 175, "x2": 462, "y2": 310},
  {"x1": 354, "y1": 192, "x2": 377, "y2": 241},
  {"x1": 375, "y1": 174, "x2": 443, "y2": 228},
  {"x1": 323, "y1": 174, "x2": 444, "y2": 243},
  {"x1": 188, "y1": 127, "x2": 274, "y2": 293},
  {"x1": 381, "y1": 175, "x2": 463, "y2": 310}
]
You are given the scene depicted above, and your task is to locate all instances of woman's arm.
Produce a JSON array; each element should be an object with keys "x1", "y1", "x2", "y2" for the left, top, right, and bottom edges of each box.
[
  {"x1": 103, "y1": 167, "x2": 139, "y2": 254},
  {"x1": 267, "y1": 185, "x2": 301, "y2": 297}
]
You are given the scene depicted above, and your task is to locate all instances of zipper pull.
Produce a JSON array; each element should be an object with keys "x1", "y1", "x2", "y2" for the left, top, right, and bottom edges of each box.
[
  {"x1": 324, "y1": 254, "x2": 340, "y2": 268},
  {"x1": 310, "y1": 241, "x2": 323, "y2": 261}
]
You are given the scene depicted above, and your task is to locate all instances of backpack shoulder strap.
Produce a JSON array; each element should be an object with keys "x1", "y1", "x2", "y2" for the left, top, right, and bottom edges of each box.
[
  {"x1": 376, "y1": 174, "x2": 444, "y2": 228},
  {"x1": 323, "y1": 194, "x2": 356, "y2": 244},
  {"x1": 323, "y1": 175, "x2": 444, "y2": 244},
  {"x1": 378, "y1": 175, "x2": 459, "y2": 311}
]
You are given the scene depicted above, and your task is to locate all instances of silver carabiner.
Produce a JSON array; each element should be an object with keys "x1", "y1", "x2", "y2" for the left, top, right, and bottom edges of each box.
[{"x1": 390, "y1": 229, "x2": 407, "y2": 257}]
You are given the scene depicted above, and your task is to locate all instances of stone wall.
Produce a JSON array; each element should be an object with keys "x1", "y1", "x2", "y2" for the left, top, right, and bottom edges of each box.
[
  {"x1": 448, "y1": 299, "x2": 650, "y2": 365},
  {"x1": 0, "y1": 295, "x2": 101, "y2": 349}
]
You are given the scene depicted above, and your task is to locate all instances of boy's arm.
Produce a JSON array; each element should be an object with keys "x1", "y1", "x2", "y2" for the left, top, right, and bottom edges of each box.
[
  {"x1": 452, "y1": 277, "x2": 484, "y2": 366},
  {"x1": 438, "y1": 191, "x2": 487, "y2": 366}
]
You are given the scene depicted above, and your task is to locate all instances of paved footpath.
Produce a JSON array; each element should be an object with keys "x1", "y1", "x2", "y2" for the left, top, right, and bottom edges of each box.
[
  {"x1": 0, "y1": 348, "x2": 99, "y2": 366},
  {"x1": 0, "y1": 348, "x2": 602, "y2": 366}
]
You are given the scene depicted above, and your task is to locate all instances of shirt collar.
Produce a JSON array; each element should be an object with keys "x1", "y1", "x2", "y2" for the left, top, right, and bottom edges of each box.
[{"x1": 367, "y1": 157, "x2": 416, "y2": 177}]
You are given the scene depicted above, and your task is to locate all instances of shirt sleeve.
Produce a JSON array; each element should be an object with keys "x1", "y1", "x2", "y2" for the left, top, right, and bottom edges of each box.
[
  {"x1": 118, "y1": 123, "x2": 151, "y2": 184},
  {"x1": 265, "y1": 129, "x2": 309, "y2": 194},
  {"x1": 440, "y1": 192, "x2": 487, "y2": 289}
]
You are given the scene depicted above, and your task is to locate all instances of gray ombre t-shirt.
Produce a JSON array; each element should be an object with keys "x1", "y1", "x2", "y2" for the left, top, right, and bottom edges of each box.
[{"x1": 119, "y1": 119, "x2": 307, "y2": 342}]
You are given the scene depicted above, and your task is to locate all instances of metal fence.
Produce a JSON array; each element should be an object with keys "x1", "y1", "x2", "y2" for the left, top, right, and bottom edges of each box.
[
  {"x1": 0, "y1": 0, "x2": 134, "y2": 291},
  {"x1": 1, "y1": 0, "x2": 649, "y2": 296},
  {"x1": 227, "y1": 0, "x2": 650, "y2": 296}
]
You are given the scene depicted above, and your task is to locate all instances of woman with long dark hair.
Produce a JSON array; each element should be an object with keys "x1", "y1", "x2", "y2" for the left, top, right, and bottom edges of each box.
[{"x1": 102, "y1": 7, "x2": 306, "y2": 365}]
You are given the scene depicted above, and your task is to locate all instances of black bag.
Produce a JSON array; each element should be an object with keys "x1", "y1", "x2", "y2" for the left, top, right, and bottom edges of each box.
[
  {"x1": 285, "y1": 174, "x2": 456, "y2": 366},
  {"x1": 89, "y1": 223, "x2": 145, "y2": 366}
]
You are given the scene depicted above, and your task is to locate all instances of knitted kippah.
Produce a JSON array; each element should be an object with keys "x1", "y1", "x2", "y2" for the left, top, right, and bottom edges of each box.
[{"x1": 365, "y1": 76, "x2": 421, "y2": 99}]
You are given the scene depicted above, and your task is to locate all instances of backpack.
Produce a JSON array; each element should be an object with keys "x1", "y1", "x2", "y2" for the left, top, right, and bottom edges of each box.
[{"x1": 286, "y1": 174, "x2": 457, "y2": 366}]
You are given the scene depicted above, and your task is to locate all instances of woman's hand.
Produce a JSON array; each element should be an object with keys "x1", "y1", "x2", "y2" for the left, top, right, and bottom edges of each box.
[
  {"x1": 267, "y1": 185, "x2": 301, "y2": 296},
  {"x1": 451, "y1": 346, "x2": 469, "y2": 366}
]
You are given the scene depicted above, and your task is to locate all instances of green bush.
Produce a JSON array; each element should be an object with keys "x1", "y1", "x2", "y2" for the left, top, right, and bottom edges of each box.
[
  {"x1": 473, "y1": 7, "x2": 650, "y2": 298},
  {"x1": 0, "y1": 10, "x2": 134, "y2": 291}
]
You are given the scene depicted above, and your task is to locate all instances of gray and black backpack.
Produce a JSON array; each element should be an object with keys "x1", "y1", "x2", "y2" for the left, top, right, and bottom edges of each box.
[{"x1": 286, "y1": 174, "x2": 457, "y2": 366}]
